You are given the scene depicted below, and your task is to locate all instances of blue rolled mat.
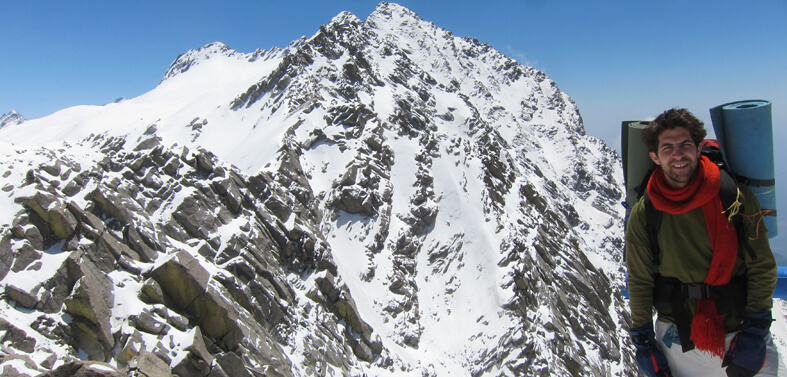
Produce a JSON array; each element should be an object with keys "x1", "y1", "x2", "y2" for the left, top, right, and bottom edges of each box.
[
  {"x1": 775, "y1": 266, "x2": 787, "y2": 299},
  {"x1": 709, "y1": 100, "x2": 778, "y2": 238}
]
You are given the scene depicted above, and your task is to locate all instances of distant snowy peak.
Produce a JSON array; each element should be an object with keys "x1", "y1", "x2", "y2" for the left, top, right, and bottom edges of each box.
[
  {"x1": 368, "y1": 2, "x2": 431, "y2": 30},
  {"x1": 160, "y1": 39, "x2": 309, "y2": 84},
  {"x1": 161, "y1": 41, "x2": 282, "y2": 82},
  {"x1": 328, "y1": 10, "x2": 363, "y2": 27},
  {"x1": 366, "y1": 2, "x2": 463, "y2": 49},
  {"x1": 0, "y1": 110, "x2": 25, "y2": 129},
  {"x1": 161, "y1": 42, "x2": 246, "y2": 81},
  {"x1": 158, "y1": 2, "x2": 440, "y2": 85}
]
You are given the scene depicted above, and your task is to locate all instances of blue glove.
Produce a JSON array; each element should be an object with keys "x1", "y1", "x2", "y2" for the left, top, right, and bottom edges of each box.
[
  {"x1": 723, "y1": 310, "x2": 773, "y2": 377},
  {"x1": 631, "y1": 325, "x2": 672, "y2": 377}
]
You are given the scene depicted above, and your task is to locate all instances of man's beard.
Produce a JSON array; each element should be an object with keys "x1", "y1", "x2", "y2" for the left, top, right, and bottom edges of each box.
[{"x1": 663, "y1": 158, "x2": 698, "y2": 187}]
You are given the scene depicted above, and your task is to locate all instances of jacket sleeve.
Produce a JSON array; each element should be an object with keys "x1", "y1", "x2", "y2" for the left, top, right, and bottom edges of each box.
[
  {"x1": 739, "y1": 185, "x2": 777, "y2": 314},
  {"x1": 625, "y1": 198, "x2": 656, "y2": 328}
]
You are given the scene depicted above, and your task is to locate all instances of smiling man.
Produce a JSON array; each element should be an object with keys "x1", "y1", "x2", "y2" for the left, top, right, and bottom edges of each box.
[
  {"x1": 649, "y1": 126, "x2": 699, "y2": 189},
  {"x1": 625, "y1": 108, "x2": 783, "y2": 376}
]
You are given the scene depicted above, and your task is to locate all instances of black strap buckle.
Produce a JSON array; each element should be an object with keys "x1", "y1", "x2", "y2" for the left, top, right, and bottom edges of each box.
[{"x1": 683, "y1": 284, "x2": 711, "y2": 300}]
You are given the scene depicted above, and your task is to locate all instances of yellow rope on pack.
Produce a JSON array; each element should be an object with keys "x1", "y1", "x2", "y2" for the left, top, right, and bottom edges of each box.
[
  {"x1": 724, "y1": 188, "x2": 764, "y2": 240},
  {"x1": 755, "y1": 188, "x2": 776, "y2": 195},
  {"x1": 723, "y1": 187, "x2": 743, "y2": 222}
]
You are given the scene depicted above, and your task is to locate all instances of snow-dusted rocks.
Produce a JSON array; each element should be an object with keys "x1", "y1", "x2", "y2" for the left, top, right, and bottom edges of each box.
[
  {"x1": 0, "y1": 2, "x2": 632, "y2": 376},
  {"x1": 0, "y1": 136, "x2": 374, "y2": 375}
]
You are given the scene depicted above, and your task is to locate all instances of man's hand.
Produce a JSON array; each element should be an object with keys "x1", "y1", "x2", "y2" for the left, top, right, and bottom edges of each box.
[
  {"x1": 723, "y1": 310, "x2": 773, "y2": 377},
  {"x1": 631, "y1": 325, "x2": 673, "y2": 377}
]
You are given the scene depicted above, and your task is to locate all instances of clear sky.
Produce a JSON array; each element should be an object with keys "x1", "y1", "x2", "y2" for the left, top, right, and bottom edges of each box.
[{"x1": 3, "y1": 0, "x2": 787, "y2": 257}]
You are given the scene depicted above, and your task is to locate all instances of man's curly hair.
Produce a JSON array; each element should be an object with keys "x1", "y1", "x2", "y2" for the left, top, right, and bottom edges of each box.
[{"x1": 642, "y1": 108, "x2": 707, "y2": 153}]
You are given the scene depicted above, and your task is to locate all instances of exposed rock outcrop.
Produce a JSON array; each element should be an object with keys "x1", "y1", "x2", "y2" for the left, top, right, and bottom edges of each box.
[{"x1": 0, "y1": 135, "x2": 382, "y2": 376}]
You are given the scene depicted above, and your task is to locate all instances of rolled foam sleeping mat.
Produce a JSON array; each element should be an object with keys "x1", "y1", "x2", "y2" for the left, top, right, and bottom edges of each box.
[
  {"x1": 775, "y1": 266, "x2": 787, "y2": 299},
  {"x1": 621, "y1": 121, "x2": 655, "y2": 214},
  {"x1": 622, "y1": 121, "x2": 655, "y2": 191},
  {"x1": 709, "y1": 100, "x2": 778, "y2": 238}
]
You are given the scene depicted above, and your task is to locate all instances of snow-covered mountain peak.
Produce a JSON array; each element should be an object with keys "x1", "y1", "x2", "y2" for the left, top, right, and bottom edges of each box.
[
  {"x1": 327, "y1": 10, "x2": 363, "y2": 28},
  {"x1": 161, "y1": 41, "x2": 245, "y2": 81},
  {"x1": 0, "y1": 3, "x2": 645, "y2": 376},
  {"x1": 0, "y1": 110, "x2": 25, "y2": 129},
  {"x1": 370, "y1": 2, "x2": 427, "y2": 25}
]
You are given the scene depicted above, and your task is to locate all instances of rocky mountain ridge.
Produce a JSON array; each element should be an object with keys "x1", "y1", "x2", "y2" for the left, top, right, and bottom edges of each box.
[{"x1": 0, "y1": 2, "x2": 632, "y2": 376}]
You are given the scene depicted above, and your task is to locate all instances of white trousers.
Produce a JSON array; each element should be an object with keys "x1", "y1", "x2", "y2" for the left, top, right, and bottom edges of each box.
[{"x1": 655, "y1": 320, "x2": 786, "y2": 376}]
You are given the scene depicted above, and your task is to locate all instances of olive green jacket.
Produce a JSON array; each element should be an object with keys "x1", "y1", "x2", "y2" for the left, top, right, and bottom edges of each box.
[{"x1": 626, "y1": 183, "x2": 776, "y2": 331}]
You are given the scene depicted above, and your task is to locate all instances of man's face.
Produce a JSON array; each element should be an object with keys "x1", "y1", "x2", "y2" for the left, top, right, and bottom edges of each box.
[{"x1": 649, "y1": 127, "x2": 702, "y2": 189}]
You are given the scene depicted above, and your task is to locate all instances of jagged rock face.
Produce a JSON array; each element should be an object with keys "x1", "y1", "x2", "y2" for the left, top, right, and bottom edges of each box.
[
  {"x1": 0, "y1": 138, "x2": 377, "y2": 376},
  {"x1": 0, "y1": 2, "x2": 632, "y2": 376}
]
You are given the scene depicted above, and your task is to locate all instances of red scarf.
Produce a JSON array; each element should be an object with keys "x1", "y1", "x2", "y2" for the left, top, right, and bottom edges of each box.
[{"x1": 647, "y1": 155, "x2": 738, "y2": 358}]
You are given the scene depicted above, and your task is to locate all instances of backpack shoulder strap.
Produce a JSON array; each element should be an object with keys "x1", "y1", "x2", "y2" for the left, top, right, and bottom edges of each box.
[
  {"x1": 643, "y1": 190, "x2": 664, "y2": 269},
  {"x1": 718, "y1": 170, "x2": 757, "y2": 260}
]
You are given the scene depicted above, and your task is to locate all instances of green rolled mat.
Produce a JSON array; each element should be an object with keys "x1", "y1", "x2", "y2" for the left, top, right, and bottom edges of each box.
[
  {"x1": 622, "y1": 121, "x2": 654, "y2": 191},
  {"x1": 621, "y1": 121, "x2": 655, "y2": 214}
]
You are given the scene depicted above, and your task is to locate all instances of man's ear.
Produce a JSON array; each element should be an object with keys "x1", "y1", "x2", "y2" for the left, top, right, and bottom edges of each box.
[{"x1": 649, "y1": 151, "x2": 659, "y2": 165}]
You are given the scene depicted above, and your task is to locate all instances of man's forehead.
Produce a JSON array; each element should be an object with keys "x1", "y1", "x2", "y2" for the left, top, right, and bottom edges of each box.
[{"x1": 658, "y1": 128, "x2": 694, "y2": 142}]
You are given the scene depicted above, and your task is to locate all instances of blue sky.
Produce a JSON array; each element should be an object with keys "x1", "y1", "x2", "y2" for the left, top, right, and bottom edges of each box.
[{"x1": 3, "y1": 0, "x2": 786, "y2": 258}]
